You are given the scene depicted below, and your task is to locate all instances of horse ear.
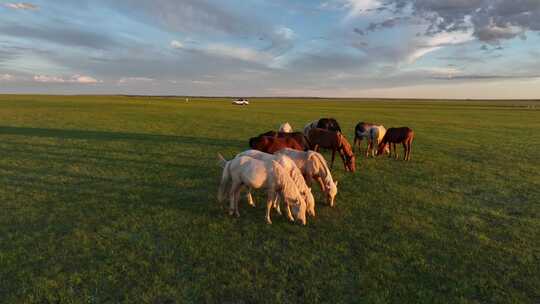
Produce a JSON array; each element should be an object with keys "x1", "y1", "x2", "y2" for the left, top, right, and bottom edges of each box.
[{"x1": 335, "y1": 180, "x2": 339, "y2": 187}]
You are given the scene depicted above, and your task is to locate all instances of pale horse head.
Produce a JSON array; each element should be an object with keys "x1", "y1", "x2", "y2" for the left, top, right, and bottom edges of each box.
[{"x1": 326, "y1": 180, "x2": 338, "y2": 207}]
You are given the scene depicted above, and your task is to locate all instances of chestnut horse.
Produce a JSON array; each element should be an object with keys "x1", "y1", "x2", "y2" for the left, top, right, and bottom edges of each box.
[
  {"x1": 308, "y1": 128, "x2": 356, "y2": 172},
  {"x1": 252, "y1": 136, "x2": 304, "y2": 154},
  {"x1": 316, "y1": 118, "x2": 342, "y2": 133},
  {"x1": 377, "y1": 127, "x2": 414, "y2": 161},
  {"x1": 250, "y1": 131, "x2": 310, "y2": 151}
]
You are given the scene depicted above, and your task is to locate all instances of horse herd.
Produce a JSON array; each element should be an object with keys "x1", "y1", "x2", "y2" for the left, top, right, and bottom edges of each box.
[{"x1": 218, "y1": 118, "x2": 415, "y2": 225}]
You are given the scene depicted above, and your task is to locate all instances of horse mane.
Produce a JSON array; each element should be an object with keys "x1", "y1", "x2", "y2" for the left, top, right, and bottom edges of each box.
[
  {"x1": 272, "y1": 161, "x2": 301, "y2": 205},
  {"x1": 308, "y1": 152, "x2": 333, "y2": 184}
]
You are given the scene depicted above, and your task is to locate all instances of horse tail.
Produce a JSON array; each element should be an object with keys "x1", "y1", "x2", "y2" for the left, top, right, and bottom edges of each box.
[
  {"x1": 217, "y1": 153, "x2": 228, "y2": 168},
  {"x1": 217, "y1": 154, "x2": 231, "y2": 203}
]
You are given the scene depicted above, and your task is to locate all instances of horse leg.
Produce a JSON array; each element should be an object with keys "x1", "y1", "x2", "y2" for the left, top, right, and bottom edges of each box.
[
  {"x1": 266, "y1": 191, "x2": 277, "y2": 224},
  {"x1": 229, "y1": 183, "x2": 241, "y2": 217},
  {"x1": 330, "y1": 149, "x2": 336, "y2": 169},
  {"x1": 246, "y1": 190, "x2": 255, "y2": 207},
  {"x1": 339, "y1": 150, "x2": 348, "y2": 171},
  {"x1": 274, "y1": 192, "x2": 282, "y2": 216},
  {"x1": 402, "y1": 142, "x2": 407, "y2": 160},
  {"x1": 393, "y1": 143, "x2": 398, "y2": 159}
]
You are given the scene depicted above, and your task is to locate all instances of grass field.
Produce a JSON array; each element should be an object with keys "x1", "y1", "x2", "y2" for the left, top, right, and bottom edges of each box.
[{"x1": 0, "y1": 95, "x2": 539, "y2": 303}]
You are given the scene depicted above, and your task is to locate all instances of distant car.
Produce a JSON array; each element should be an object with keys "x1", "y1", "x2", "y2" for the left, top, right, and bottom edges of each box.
[{"x1": 232, "y1": 98, "x2": 249, "y2": 105}]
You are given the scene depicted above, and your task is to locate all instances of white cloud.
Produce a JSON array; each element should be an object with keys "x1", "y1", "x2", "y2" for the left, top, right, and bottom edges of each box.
[
  {"x1": 73, "y1": 75, "x2": 100, "y2": 84},
  {"x1": 408, "y1": 30, "x2": 474, "y2": 63},
  {"x1": 0, "y1": 74, "x2": 15, "y2": 81},
  {"x1": 4, "y1": 2, "x2": 38, "y2": 10},
  {"x1": 33, "y1": 74, "x2": 101, "y2": 84},
  {"x1": 33, "y1": 75, "x2": 66, "y2": 83},
  {"x1": 345, "y1": 0, "x2": 380, "y2": 18},
  {"x1": 118, "y1": 77, "x2": 154, "y2": 84},
  {"x1": 203, "y1": 44, "x2": 273, "y2": 64},
  {"x1": 170, "y1": 40, "x2": 184, "y2": 49}
]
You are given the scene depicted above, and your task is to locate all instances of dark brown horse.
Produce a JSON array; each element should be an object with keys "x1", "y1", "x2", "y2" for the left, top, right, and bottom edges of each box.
[
  {"x1": 252, "y1": 136, "x2": 304, "y2": 154},
  {"x1": 308, "y1": 128, "x2": 356, "y2": 172},
  {"x1": 377, "y1": 127, "x2": 414, "y2": 161},
  {"x1": 316, "y1": 118, "x2": 342, "y2": 133}
]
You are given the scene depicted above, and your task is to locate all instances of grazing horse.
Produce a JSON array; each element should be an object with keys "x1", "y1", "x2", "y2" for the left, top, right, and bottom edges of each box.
[
  {"x1": 308, "y1": 128, "x2": 356, "y2": 172},
  {"x1": 353, "y1": 122, "x2": 376, "y2": 154},
  {"x1": 251, "y1": 136, "x2": 303, "y2": 154},
  {"x1": 251, "y1": 131, "x2": 310, "y2": 151},
  {"x1": 279, "y1": 122, "x2": 293, "y2": 133},
  {"x1": 354, "y1": 122, "x2": 390, "y2": 156},
  {"x1": 234, "y1": 150, "x2": 315, "y2": 217},
  {"x1": 217, "y1": 155, "x2": 307, "y2": 225},
  {"x1": 317, "y1": 118, "x2": 342, "y2": 133},
  {"x1": 367, "y1": 125, "x2": 389, "y2": 157},
  {"x1": 303, "y1": 120, "x2": 319, "y2": 137},
  {"x1": 275, "y1": 148, "x2": 339, "y2": 207},
  {"x1": 377, "y1": 127, "x2": 414, "y2": 161}
]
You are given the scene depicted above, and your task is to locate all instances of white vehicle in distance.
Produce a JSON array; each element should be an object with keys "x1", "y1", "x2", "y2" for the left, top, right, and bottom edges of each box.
[{"x1": 232, "y1": 98, "x2": 249, "y2": 105}]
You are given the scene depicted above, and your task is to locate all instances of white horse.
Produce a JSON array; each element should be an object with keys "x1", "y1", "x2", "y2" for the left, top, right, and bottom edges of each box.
[
  {"x1": 303, "y1": 120, "x2": 319, "y2": 137},
  {"x1": 218, "y1": 155, "x2": 307, "y2": 225},
  {"x1": 275, "y1": 148, "x2": 338, "y2": 207},
  {"x1": 235, "y1": 150, "x2": 316, "y2": 217},
  {"x1": 279, "y1": 122, "x2": 293, "y2": 133},
  {"x1": 368, "y1": 125, "x2": 389, "y2": 157},
  {"x1": 354, "y1": 123, "x2": 389, "y2": 157}
]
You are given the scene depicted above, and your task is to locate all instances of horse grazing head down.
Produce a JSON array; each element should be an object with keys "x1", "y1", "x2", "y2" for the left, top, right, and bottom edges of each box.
[
  {"x1": 317, "y1": 118, "x2": 342, "y2": 133},
  {"x1": 339, "y1": 134, "x2": 356, "y2": 172}
]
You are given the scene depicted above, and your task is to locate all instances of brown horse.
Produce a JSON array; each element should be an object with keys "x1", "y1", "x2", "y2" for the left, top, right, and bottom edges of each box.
[
  {"x1": 308, "y1": 128, "x2": 356, "y2": 172},
  {"x1": 252, "y1": 136, "x2": 304, "y2": 154},
  {"x1": 259, "y1": 131, "x2": 311, "y2": 150},
  {"x1": 377, "y1": 127, "x2": 414, "y2": 161}
]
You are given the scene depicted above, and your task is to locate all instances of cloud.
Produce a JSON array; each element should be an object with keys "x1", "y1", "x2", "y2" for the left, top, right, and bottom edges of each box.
[
  {"x1": 203, "y1": 44, "x2": 273, "y2": 64},
  {"x1": 383, "y1": 0, "x2": 540, "y2": 43},
  {"x1": 408, "y1": 30, "x2": 474, "y2": 63},
  {"x1": 170, "y1": 40, "x2": 184, "y2": 49},
  {"x1": 0, "y1": 23, "x2": 119, "y2": 50},
  {"x1": 118, "y1": 77, "x2": 154, "y2": 84},
  {"x1": 33, "y1": 74, "x2": 101, "y2": 84},
  {"x1": 4, "y1": 2, "x2": 38, "y2": 10},
  {"x1": 0, "y1": 74, "x2": 15, "y2": 81},
  {"x1": 345, "y1": 0, "x2": 381, "y2": 17}
]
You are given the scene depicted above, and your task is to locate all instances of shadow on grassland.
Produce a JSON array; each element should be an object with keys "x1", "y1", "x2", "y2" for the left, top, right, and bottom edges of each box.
[
  {"x1": 0, "y1": 125, "x2": 245, "y2": 148},
  {"x1": 0, "y1": 125, "x2": 246, "y2": 213}
]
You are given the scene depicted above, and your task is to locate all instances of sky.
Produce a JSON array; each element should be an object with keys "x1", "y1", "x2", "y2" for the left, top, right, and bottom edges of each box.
[{"x1": 0, "y1": 0, "x2": 539, "y2": 98}]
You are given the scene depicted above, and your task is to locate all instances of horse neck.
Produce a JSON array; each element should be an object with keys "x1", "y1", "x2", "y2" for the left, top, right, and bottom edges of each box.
[
  {"x1": 339, "y1": 135, "x2": 353, "y2": 157},
  {"x1": 311, "y1": 153, "x2": 333, "y2": 184},
  {"x1": 274, "y1": 165, "x2": 300, "y2": 203}
]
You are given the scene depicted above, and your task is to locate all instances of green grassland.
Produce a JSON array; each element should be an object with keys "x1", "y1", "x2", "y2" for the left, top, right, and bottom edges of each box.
[{"x1": 0, "y1": 95, "x2": 539, "y2": 303}]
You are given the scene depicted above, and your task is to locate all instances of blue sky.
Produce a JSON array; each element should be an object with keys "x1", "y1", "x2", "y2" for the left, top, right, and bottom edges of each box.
[{"x1": 1, "y1": 0, "x2": 539, "y2": 98}]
